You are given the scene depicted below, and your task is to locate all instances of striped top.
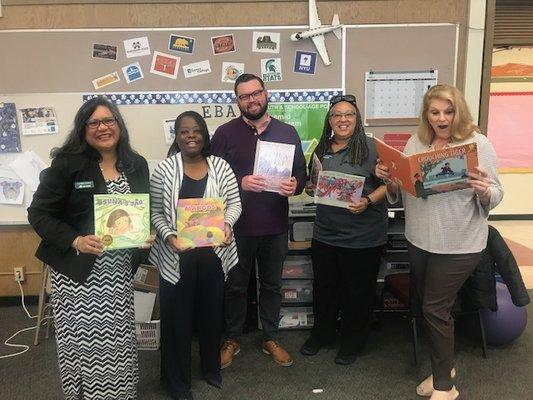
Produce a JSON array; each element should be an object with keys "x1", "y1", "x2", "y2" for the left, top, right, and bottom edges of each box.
[
  {"x1": 388, "y1": 132, "x2": 504, "y2": 254},
  {"x1": 149, "y1": 153, "x2": 242, "y2": 284}
]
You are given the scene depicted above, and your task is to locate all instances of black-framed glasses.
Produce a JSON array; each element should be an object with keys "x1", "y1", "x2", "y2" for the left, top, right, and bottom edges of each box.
[
  {"x1": 237, "y1": 89, "x2": 265, "y2": 102},
  {"x1": 329, "y1": 111, "x2": 356, "y2": 120},
  {"x1": 85, "y1": 117, "x2": 117, "y2": 129},
  {"x1": 329, "y1": 94, "x2": 357, "y2": 105}
]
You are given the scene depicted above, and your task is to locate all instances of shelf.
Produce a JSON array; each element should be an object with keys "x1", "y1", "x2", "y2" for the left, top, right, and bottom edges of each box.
[
  {"x1": 288, "y1": 241, "x2": 311, "y2": 250},
  {"x1": 387, "y1": 217, "x2": 405, "y2": 235}
]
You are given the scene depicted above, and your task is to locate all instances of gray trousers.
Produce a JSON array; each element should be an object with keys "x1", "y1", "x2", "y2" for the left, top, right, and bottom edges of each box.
[
  {"x1": 224, "y1": 232, "x2": 288, "y2": 341},
  {"x1": 408, "y1": 243, "x2": 482, "y2": 391}
]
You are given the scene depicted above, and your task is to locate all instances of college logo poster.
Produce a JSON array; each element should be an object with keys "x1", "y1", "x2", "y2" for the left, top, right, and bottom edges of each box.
[
  {"x1": 92, "y1": 43, "x2": 118, "y2": 60},
  {"x1": 252, "y1": 32, "x2": 280, "y2": 53},
  {"x1": 294, "y1": 51, "x2": 317, "y2": 75},
  {"x1": 150, "y1": 51, "x2": 180, "y2": 79},
  {"x1": 261, "y1": 58, "x2": 283, "y2": 82},
  {"x1": 123, "y1": 36, "x2": 151, "y2": 58},
  {"x1": 221, "y1": 62, "x2": 244, "y2": 83},
  {"x1": 211, "y1": 34, "x2": 236, "y2": 55},
  {"x1": 183, "y1": 60, "x2": 211, "y2": 78},
  {"x1": 122, "y1": 62, "x2": 144, "y2": 83},
  {"x1": 168, "y1": 35, "x2": 195, "y2": 54}
]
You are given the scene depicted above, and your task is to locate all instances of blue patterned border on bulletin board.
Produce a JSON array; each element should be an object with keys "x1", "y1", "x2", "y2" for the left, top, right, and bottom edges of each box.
[{"x1": 82, "y1": 90, "x2": 343, "y2": 105}]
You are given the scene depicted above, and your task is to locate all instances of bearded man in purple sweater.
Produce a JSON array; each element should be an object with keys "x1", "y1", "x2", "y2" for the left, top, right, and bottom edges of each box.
[{"x1": 211, "y1": 73, "x2": 307, "y2": 369}]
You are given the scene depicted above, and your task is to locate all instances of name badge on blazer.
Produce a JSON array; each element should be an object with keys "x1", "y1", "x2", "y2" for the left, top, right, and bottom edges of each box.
[{"x1": 75, "y1": 181, "x2": 94, "y2": 190}]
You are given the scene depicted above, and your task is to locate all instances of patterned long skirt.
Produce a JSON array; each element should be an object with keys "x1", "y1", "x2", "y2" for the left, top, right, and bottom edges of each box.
[{"x1": 51, "y1": 251, "x2": 138, "y2": 400}]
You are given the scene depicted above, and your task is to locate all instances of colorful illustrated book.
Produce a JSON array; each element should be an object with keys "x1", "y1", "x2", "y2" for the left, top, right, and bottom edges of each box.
[
  {"x1": 94, "y1": 193, "x2": 150, "y2": 250},
  {"x1": 374, "y1": 138, "x2": 478, "y2": 197},
  {"x1": 309, "y1": 153, "x2": 323, "y2": 186},
  {"x1": 314, "y1": 170, "x2": 365, "y2": 208},
  {"x1": 253, "y1": 140, "x2": 295, "y2": 193},
  {"x1": 176, "y1": 197, "x2": 225, "y2": 248}
]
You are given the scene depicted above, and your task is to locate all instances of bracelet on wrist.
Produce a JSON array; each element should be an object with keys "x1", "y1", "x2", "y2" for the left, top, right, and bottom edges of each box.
[{"x1": 73, "y1": 236, "x2": 80, "y2": 256}]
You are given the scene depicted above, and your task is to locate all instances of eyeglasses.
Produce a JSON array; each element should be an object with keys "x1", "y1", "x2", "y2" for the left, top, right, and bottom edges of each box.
[
  {"x1": 85, "y1": 117, "x2": 117, "y2": 130},
  {"x1": 329, "y1": 112, "x2": 356, "y2": 120},
  {"x1": 237, "y1": 89, "x2": 265, "y2": 102},
  {"x1": 329, "y1": 94, "x2": 357, "y2": 105}
]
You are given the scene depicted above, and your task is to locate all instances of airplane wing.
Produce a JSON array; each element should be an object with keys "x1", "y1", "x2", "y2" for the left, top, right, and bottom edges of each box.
[
  {"x1": 309, "y1": 0, "x2": 321, "y2": 29},
  {"x1": 311, "y1": 34, "x2": 331, "y2": 66}
]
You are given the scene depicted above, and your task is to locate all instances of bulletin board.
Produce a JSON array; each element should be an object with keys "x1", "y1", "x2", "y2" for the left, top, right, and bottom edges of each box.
[
  {"x1": 0, "y1": 23, "x2": 458, "y2": 224},
  {"x1": 487, "y1": 92, "x2": 533, "y2": 172}
]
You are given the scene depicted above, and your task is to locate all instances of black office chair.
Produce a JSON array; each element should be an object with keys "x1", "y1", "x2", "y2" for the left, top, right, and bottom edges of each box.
[{"x1": 382, "y1": 271, "x2": 488, "y2": 365}]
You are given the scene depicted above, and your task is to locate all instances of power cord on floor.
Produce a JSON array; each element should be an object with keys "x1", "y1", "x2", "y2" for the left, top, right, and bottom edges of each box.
[{"x1": 0, "y1": 280, "x2": 53, "y2": 359}]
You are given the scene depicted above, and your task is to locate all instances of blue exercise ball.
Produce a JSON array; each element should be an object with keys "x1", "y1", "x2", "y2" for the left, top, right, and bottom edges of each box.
[{"x1": 480, "y1": 282, "x2": 528, "y2": 346}]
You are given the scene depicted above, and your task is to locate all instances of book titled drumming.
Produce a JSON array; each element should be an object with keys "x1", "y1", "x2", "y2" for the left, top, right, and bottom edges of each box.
[
  {"x1": 94, "y1": 193, "x2": 150, "y2": 250},
  {"x1": 314, "y1": 170, "x2": 366, "y2": 209},
  {"x1": 374, "y1": 138, "x2": 478, "y2": 198},
  {"x1": 253, "y1": 140, "x2": 295, "y2": 193},
  {"x1": 176, "y1": 197, "x2": 225, "y2": 248}
]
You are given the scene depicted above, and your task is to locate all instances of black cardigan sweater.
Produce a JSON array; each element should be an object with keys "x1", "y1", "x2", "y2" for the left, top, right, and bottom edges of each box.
[
  {"x1": 28, "y1": 152, "x2": 150, "y2": 283},
  {"x1": 461, "y1": 225, "x2": 530, "y2": 311}
]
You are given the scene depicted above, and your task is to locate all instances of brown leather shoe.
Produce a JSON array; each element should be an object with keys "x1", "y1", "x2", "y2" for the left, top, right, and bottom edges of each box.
[
  {"x1": 220, "y1": 340, "x2": 240, "y2": 369},
  {"x1": 262, "y1": 340, "x2": 293, "y2": 367}
]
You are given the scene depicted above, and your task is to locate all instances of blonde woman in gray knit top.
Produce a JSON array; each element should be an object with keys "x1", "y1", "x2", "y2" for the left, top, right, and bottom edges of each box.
[{"x1": 376, "y1": 85, "x2": 503, "y2": 400}]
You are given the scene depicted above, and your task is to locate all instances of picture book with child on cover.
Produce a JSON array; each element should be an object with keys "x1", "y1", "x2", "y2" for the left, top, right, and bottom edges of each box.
[
  {"x1": 374, "y1": 138, "x2": 478, "y2": 198},
  {"x1": 176, "y1": 197, "x2": 225, "y2": 248},
  {"x1": 94, "y1": 193, "x2": 150, "y2": 250}
]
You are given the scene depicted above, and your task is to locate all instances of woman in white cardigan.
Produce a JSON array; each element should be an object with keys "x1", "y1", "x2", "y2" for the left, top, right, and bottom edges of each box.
[
  {"x1": 149, "y1": 111, "x2": 241, "y2": 400},
  {"x1": 376, "y1": 85, "x2": 503, "y2": 400}
]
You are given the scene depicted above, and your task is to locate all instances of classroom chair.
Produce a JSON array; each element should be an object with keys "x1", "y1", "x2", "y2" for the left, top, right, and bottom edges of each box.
[
  {"x1": 34, "y1": 264, "x2": 53, "y2": 345},
  {"x1": 382, "y1": 272, "x2": 488, "y2": 365}
]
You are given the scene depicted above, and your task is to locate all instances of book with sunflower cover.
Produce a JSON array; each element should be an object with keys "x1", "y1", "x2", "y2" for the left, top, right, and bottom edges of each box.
[
  {"x1": 176, "y1": 197, "x2": 225, "y2": 248},
  {"x1": 94, "y1": 193, "x2": 150, "y2": 250}
]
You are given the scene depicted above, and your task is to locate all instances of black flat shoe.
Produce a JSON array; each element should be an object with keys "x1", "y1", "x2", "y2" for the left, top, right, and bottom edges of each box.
[
  {"x1": 334, "y1": 354, "x2": 357, "y2": 365},
  {"x1": 204, "y1": 372, "x2": 222, "y2": 389},
  {"x1": 300, "y1": 336, "x2": 321, "y2": 356},
  {"x1": 174, "y1": 391, "x2": 194, "y2": 400}
]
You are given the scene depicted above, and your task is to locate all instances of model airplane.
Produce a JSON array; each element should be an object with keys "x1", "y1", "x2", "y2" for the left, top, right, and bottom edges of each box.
[{"x1": 290, "y1": 0, "x2": 343, "y2": 66}]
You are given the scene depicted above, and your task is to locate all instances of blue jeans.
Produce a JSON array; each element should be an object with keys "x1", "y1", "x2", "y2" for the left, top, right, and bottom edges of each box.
[{"x1": 224, "y1": 232, "x2": 288, "y2": 341}]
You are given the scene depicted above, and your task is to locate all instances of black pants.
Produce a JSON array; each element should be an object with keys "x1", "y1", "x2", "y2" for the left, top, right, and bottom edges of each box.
[
  {"x1": 225, "y1": 233, "x2": 288, "y2": 341},
  {"x1": 408, "y1": 243, "x2": 482, "y2": 391},
  {"x1": 310, "y1": 239, "x2": 383, "y2": 355},
  {"x1": 159, "y1": 248, "x2": 224, "y2": 395}
]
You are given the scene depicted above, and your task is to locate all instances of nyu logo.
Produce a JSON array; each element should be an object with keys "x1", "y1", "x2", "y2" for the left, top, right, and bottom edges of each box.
[{"x1": 294, "y1": 51, "x2": 317, "y2": 75}]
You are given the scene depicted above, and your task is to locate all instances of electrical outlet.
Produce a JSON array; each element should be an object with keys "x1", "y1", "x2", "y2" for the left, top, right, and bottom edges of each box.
[{"x1": 14, "y1": 267, "x2": 25, "y2": 282}]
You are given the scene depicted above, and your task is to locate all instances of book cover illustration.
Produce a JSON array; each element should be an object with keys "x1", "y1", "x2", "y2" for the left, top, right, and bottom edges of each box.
[
  {"x1": 176, "y1": 197, "x2": 225, "y2": 248},
  {"x1": 94, "y1": 193, "x2": 150, "y2": 250},
  {"x1": 314, "y1": 170, "x2": 365, "y2": 209},
  {"x1": 309, "y1": 153, "x2": 323, "y2": 186},
  {"x1": 253, "y1": 140, "x2": 295, "y2": 193},
  {"x1": 374, "y1": 138, "x2": 478, "y2": 197}
]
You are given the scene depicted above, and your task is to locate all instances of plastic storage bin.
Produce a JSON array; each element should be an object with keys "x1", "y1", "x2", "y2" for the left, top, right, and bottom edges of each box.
[
  {"x1": 279, "y1": 306, "x2": 314, "y2": 329},
  {"x1": 281, "y1": 279, "x2": 313, "y2": 303},
  {"x1": 282, "y1": 255, "x2": 313, "y2": 279}
]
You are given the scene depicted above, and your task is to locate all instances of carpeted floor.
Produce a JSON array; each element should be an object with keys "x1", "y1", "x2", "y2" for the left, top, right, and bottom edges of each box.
[{"x1": 1, "y1": 296, "x2": 532, "y2": 400}]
